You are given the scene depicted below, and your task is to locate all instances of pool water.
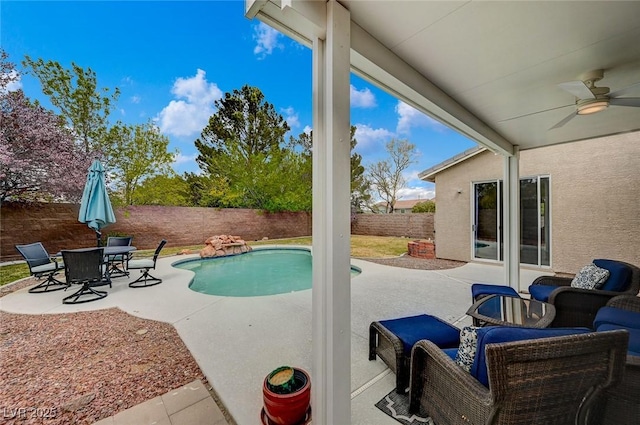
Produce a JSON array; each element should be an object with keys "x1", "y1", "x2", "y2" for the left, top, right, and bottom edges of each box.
[{"x1": 174, "y1": 248, "x2": 361, "y2": 297}]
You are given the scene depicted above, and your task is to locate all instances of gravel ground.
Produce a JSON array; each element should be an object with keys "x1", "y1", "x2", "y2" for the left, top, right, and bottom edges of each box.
[
  {"x1": 361, "y1": 254, "x2": 467, "y2": 270},
  {"x1": 0, "y1": 256, "x2": 463, "y2": 425},
  {"x1": 0, "y1": 307, "x2": 206, "y2": 425}
]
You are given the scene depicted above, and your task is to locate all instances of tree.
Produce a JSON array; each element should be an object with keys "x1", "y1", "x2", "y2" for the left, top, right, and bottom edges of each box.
[
  {"x1": 291, "y1": 126, "x2": 371, "y2": 213},
  {"x1": 195, "y1": 85, "x2": 299, "y2": 211},
  {"x1": 132, "y1": 174, "x2": 190, "y2": 206},
  {"x1": 367, "y1": 139, "x2": 417, "y2": 213},
  {"x1": 22, "y1": 56, "x2": 120, "y2": 153},
  {"x1": 412, "y1": 200, "x2": 436, "y2": 213},
  {"x1": 1, "y1": 51, "x2": 90, "y2": 202},
  {"x1": 103, "y1": 121, "x2": 176, "y2": 205}
]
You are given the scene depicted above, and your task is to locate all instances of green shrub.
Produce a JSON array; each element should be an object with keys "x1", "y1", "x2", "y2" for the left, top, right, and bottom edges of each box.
[{"x1": 412, "y1": 200, "x2": 436, "y2": 213}]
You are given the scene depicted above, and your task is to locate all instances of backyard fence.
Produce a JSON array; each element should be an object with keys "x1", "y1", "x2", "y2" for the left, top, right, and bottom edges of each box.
[
  {"x1": 1, "y1": 203, "x2": 435, "y2": 262},
  {"x1": 0, "y1": 203, "x2": 311, "y2": 262}
]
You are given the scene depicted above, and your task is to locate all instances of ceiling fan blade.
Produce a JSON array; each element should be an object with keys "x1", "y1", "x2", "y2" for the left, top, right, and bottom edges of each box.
[
  {"x1": 609, "y1": 81, "x2": 640, "y2": 98},
  {"x1": 549, "y1": 111, "x2": 577, "y2": 130},
  {"x1": 498, "y1": 104, "x2": 574, "y2": 123},
  {"x1": 558, "y1": 81, "x2": 595, "y2": 99},
  {"x1": 609, "y1": 97, "x2": 640, "y2": 107}
]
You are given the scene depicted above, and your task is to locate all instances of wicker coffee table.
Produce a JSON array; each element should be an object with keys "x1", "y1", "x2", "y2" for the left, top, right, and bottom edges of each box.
[{"x1": 466, "y1": 294, "x2": 555, "y2": 328}]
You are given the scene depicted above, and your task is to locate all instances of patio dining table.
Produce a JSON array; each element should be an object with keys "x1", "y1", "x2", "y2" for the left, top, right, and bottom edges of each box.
[{"x1": 56, "y1": 246, "x2": 136, "y2": 279}]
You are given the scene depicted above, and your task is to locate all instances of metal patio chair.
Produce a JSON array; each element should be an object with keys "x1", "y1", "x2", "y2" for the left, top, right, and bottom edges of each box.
[
  {"x1": 105, "y1": 236, "x2": 133, "y2": 278},
  {"x1": 126, "y1": 240, "x2": 166, "y2": 288},
  {"x1": 61, "y1": 248, "x2": 110, "y2": 304},
  {"x1": 15, "y1": 242, "x2": 68, "y2": 293}
]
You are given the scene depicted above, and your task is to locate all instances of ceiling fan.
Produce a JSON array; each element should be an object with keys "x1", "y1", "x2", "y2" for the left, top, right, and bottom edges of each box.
[{"x1": 551, "y1": 69, "x2": 640, "y2": 129}]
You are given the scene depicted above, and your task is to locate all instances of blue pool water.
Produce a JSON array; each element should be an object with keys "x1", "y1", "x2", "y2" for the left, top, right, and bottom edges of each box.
[{"x1": 173, "y1": 248, "x2": 361, "y2": 297}]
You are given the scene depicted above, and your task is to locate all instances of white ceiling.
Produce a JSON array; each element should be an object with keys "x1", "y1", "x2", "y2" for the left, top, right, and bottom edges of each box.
[{"x1": 249, "y1": 0, "x2": 640, "y2": 152}]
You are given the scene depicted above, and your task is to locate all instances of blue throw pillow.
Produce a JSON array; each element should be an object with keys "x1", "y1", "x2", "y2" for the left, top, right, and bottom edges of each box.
[
  {"x1": 571, "y1": 264, "x2": 610, "y2": 289},
  {"x1": 454, "y1": 326, "x2": 480, "y2": 372},
  {"x1": 593, "y1": 259, "x2": 632, "y2": 292},
  {"x1": 470, "y1": 327, "x2": 590, "y2": 388}
]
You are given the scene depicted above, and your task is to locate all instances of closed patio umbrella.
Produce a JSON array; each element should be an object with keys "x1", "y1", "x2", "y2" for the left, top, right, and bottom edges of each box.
[{"x1": 78, "y1": 159, "x2": 116, "y2": 246}]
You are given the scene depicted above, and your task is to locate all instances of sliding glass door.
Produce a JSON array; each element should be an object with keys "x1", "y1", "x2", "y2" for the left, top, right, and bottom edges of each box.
[
  {"x1": 473, "y1": 176, "x2": 550, "y2": 266},
  {"x1": 473, "y1": 181, "x2": 502, "y2": 261}
]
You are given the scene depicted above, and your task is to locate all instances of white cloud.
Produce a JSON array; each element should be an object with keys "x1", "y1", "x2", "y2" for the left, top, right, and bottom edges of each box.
[
  {"x1": 354, "y1": 123, "x2": 394, "y2": 153},
  {"x1": 396, "y1": 100, "x2": 446, "y2": 134},
  {"x1": 2, "y1": 71, "x2": 22, "y2": 92},
  {"x1": 302, "y1": 125, "x2": 312, "y2": 135},
  {"x1": 173, "y1": 153, "x2": 198, "y2": 166},
  {"x1": 281, "y1": 106, "x2": 300, "y2": 128},
  {"x1": 253, "y1": 22, "x2": 284, "y2": 59},
  {"x1": 119, "y1": 108, "x2": 126, "y2": 116},
  {"x1": 397, "y1": 186, "x2": 435, "y2": 200},
  {"x1": 156, "y1": 69, "x2": 222, "y2": 138},
  {"x1": 130, "y1": 95, "x2": 141, "y2": 104},
  {"x1": 350, "y1": 85, "x2": 376, "y2": 108}
]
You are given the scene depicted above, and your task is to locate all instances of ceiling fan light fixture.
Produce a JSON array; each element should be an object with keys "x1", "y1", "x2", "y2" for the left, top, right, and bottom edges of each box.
[{"x1": 577, "y1": 100, "x2": 609, "y2": 115}]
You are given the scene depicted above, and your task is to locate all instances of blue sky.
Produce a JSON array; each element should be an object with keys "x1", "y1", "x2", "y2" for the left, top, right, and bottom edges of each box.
[{"x1": 3, "y1": 0, "x2": 477, "y2": 200}]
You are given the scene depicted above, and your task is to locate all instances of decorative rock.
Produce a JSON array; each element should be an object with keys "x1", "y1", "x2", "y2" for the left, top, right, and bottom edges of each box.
[
  {"x1": 61, "y1": 393, "x2": 96, "y2": 412},
  {"x1": 200, "y1": 234, "x2": 253, "y2": 258}
]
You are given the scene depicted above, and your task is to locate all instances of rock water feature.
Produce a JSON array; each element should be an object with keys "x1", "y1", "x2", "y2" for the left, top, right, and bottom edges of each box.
[{"x1": 199, "y1": 235, "x2": 252, "y2": 258}]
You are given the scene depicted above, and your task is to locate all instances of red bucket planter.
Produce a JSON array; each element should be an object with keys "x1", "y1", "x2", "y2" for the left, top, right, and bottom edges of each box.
[{"x1": 261, "y1": 367, "x2": 311, "y2": 425}]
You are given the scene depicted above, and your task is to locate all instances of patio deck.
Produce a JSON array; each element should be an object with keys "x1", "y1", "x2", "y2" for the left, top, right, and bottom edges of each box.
[{"x1": 0, "y1": 248, "x2": 551, "y2": 424}]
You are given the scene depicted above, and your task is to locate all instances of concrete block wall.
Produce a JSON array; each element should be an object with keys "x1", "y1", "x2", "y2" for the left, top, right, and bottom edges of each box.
[
  {"x1": 1, "y1": 203, "x2": 311, "y2": 262},
  {"x1": 352, "y1": 213, "x2": 434, "y2": 239}
]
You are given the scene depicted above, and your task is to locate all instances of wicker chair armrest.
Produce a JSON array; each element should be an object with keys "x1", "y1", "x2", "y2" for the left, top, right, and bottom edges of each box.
[
  {"x1": 531, "y1": 275, "x2": 573, "y2": 287},
  {"x1": 409, "y1": 340, "x2": 491, "y2": 424},
  {"x1": 548, "y1": 287, "x2": 622, "y2": 327},
  {"x1": 606, "y1": 295, "x2": 640, "y2": 312}
]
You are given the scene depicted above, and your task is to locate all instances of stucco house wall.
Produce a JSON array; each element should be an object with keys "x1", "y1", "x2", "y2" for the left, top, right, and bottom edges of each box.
[{"x1": 432, "y1": 131, "x2": 640, "y2": 274}]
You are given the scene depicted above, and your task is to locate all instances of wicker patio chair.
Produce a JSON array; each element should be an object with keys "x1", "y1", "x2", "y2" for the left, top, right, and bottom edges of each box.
[
  {"x1": 126, "y1": 240, "x2": 166, "y2": 288},
  {"x1": 589, "y1": 295, "x2": 640, "y2": 425},
  {"x1": 105, "y1": 236, "x2": 133, "y2": 278},
  {"x1": 15, "y1": 242, "x2": 68, "y2": 293},
  {"x1": 409, "y1": 329, "x2": 629, "y2": 425},
  {"x1": 61, "y1": 248, "x2": 110, "y2": 304},
  {"x1": 530, "y1": 260, "x2": 640, "y2": 328}
]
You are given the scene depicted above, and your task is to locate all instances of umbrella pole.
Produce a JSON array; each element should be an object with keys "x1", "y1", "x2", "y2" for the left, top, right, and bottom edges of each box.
[{"x1": 96, "y1": 231, "x2": 102, "y2": 247}]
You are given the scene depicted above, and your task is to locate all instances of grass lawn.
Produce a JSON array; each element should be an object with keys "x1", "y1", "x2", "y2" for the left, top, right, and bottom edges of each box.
[{"x1": 1, "y1": 235, "x2": 411, "y2": 286}]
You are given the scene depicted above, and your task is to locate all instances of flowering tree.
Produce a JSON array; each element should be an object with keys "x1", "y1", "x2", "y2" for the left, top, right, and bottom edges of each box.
[{"x1": 0, "y1": 51, "x2": 91, "y2": 202}]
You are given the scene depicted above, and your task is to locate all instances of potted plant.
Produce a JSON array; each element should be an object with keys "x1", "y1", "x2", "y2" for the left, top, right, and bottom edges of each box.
[{"x1": 262, "y1": 366, "x2": 311, "y2": 425}]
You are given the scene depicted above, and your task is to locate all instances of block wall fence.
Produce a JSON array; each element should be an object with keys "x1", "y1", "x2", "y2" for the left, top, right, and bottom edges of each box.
[
  {"x1": 351, "y1": 213, "x2": 435, "y2": 240},
  {"x1": 0, "y1": 203, "x2": 311, "y2": 262},
  {"x1": 1, "y1": 203, "x2": 435, "y2": 262}
]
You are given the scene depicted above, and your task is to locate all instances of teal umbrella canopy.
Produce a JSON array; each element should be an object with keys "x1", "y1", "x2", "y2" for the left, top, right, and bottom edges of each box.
[{"x1": 78, "y1": 159, "x2": 116, "y2": 244}]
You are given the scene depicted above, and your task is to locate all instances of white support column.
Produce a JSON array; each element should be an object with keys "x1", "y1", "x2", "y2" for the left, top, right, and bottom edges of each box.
[
  {"x1": 503, "y1": 147, "x2": 521, "y2": 291},
  {"x1": 311, "y1": 1, "x2": 351, "y2": 424}
]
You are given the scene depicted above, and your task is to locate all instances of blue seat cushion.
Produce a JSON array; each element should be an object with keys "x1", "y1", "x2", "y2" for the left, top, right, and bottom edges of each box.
[
  {"x1": 442, "y1": 348, "x2": 458, "y2": 361},
  {"x1": 594, "y1": 306, "x2": 640, "y2": 330},
  {"x1": 378, "y1": 314, "x2": 460, "y2": 355},
  {"x1": 528, "y1": 284, "x2": 557, "y2": 302},
  {"x1": 471, "y1": 283, "x2": 519, "y2": 301},
  {"x1": 597, "y1": 323, "x2": 640, "y2": 356},
  {"x1": 594, "y1": 259, "x2": 632, "y2": 292},
  {"x1": 470, "y1": 326, "x2": 590, "y2": 388}
]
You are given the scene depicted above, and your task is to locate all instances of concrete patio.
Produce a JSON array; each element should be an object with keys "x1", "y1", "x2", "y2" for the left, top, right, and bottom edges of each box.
[{"x1": 0, "y1": 247, "x2": 552, "y2": 424}]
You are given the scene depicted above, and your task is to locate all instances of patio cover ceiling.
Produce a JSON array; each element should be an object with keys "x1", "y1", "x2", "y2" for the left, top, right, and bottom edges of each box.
[{"x1": 248, "y1": 0, "x2": 640, "y2": 154}]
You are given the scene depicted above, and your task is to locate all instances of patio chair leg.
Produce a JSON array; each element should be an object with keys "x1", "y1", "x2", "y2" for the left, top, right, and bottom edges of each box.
[
  {"x1": 129, "y1": 270, "x2": 162, "y2": 288},
  {"x1": 28, "y1": 273, "x2": 69, "y2": 293},
  {"x1": 62, "y1": 284, "x2": 107, "y2": 304}
]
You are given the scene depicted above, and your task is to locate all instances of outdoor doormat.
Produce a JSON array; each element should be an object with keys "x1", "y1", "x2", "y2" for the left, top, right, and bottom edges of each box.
[{"x1": 374, "y1": 389, "x2": 435, "y2": 425}]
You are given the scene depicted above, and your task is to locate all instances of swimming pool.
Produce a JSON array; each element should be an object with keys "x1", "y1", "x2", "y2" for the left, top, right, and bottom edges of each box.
[{"x1": 173, "y1": 248, "x2": 361, "y2": 297}]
